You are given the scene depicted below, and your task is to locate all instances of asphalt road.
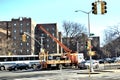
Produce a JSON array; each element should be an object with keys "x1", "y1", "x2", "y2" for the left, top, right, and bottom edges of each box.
[{"x1": 0, "y1": 69, "x2": 120, "y2": 80}]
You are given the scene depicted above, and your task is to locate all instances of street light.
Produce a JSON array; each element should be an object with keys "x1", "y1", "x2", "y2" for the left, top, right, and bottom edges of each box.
[{"x1": 75, "y1": 10, "x2": 94, "y2": 72}]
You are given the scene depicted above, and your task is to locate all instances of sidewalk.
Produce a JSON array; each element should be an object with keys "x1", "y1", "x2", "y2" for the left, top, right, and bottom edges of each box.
[{"x1": 76, "y1": 69, "x2": 120, "y2": 75}]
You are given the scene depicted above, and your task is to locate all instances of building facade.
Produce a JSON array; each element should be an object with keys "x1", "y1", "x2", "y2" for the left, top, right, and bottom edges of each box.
[
  {"x1": 0, "y1": 17, "x2": 36, "y2": 55},
  {"x1": 35, "y1": 23, "x2": 59, "y2": 54}
]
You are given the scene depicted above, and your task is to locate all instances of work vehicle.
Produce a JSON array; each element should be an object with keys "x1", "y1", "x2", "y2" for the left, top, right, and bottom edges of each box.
[
  {"x1": 78, "y1": 60, "x2": 99, "y2": 69},
  {"x1": 7, "y1": 63, "x2": 29, "y2": 71},
  {"x1": 37, "y1": 25, "x2": 85, "y2": 69}
]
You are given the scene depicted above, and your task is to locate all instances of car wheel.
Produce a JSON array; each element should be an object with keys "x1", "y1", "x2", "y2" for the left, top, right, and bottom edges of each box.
[
  {"x1": 15, "y1": 67, "x2": 17, "y2": 71},
  {"x1": 86, "y1": 66, "x2": 90, "y2": 69},
  {"x1": 25, "y1": 67, "x2": 28, "y2": 70},
  {"x1": 1, "y1": 67, "x2": 5, "y2": 71},
  {"x1": 33, "y1": 65, "x2": 37, "y2": 70},
  {"x1": 95, "y1": 65, "x2": 99, "y2": 69}
]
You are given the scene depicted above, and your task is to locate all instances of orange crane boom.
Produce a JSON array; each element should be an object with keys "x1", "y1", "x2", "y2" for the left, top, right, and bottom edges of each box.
[{"x1": 39, "y1": 25, "x2": 72, "y2": 53}]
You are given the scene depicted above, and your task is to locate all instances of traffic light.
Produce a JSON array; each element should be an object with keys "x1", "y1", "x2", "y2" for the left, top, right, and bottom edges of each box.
[
  {"x1": 85, "y1": 41, "x2": 88, "y2": 49},
  {"x1": 22, "y1": 34, "x2": 27, "y2": 42},
  {"x1": 85, "y1": 40, "x2": 91, "y2": 50},
  {"x1": 92, "y1": 2, "x2": 97, "y2": 14},
  {"x1": 101, "y1": 1, "x2": 107, "y2": 14}
]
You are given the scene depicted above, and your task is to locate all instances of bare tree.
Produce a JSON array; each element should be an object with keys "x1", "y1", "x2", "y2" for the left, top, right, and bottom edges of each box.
[
  {"x1": 0, "y1": 37, "x2": 17, "y2": 55},
  {"x1": 62, "y1": 21, "x2": 87, "y2": 37},
  {"x1": 104, "y1": 23, "x2": 120, "y2": 44},
  {"x1": 62, "y1": 21, "x2": 87, "y2": 52},
  {"x1": 103, "y1": 23, "x2": 120, "y2": 57}
]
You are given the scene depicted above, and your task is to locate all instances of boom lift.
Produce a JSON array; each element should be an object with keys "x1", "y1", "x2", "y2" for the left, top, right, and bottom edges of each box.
[{"x1": 38, "y1": 25, "x2": 84, "y2": 69}]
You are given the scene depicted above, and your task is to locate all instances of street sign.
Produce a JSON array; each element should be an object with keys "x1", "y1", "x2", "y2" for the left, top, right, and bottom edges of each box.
[{"x1": 88, "y1": 51, "x2": 96, "y2": 56}]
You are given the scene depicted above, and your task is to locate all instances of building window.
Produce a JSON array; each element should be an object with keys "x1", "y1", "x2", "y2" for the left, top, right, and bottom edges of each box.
[
  {"x1": 14, "y1": 43, "x2": 16, "y2": 46},
  {"x1": 41, "y1": 33, "x2": 44, "y2": 37},
  {"x1": 47, "y1": 28, "x2": 49, "y2": 31},
  {"x1": 27, "y1": 49, "x2": 29, "y2": 52},
  {"x1": 20, "y1": 43, "x2": 23, "y2": 46},
  {"x1": 26, "y1": 29, "x2": 29, "y2": 33},
  {"x1": 47, "y1": 45, "x2": 49, "y2": 48},
  {"x1": 14, "y1": 23, "x2": 16, "y2": 26},
  {"x1": 27, "y1": 23, "x2": 29, "y2": 26},
  {"x1": 52, "y1": 39, "x2": 54, "y2": 42},
  {"x1": 13, "y1": 36, "x2": 16, "y2": 40},
  {"x1": 20, "y1": 30, "x2": 23, "y2": 33},
  {"x1": 27, "y1": 36, "x2": 29, "y2": 39},
  {"x1": 14, "y1": 30, "x2": 16, "y2": 33},
  {"x1": 52, "y1": 51, "x2": 55, "y2": 53},
  {"x1": 14, "y1": 50, "x2": 16, "y2": 53},
  {"x1": 52, "y1": 33, "x2": 55, "y2": 36},
  {"x1": 47, "y1": 39, "x2": 49, "y2": 42},
  {"x1": 27, "y1": 43, "x2": 29, "y2": 46},
  {"x1": 52, "y1": 28, "x2": 55, "y2": 31},
  {"x1": 20, "y1": 50, "x2": 22, "y2": 53},
  {"x1": 20, "y1": 23, "x2": 23, "y2": 26}
]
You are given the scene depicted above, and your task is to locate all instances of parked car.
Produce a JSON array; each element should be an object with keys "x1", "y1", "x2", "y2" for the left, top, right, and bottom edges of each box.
[
  {"x1": 98, "y1": 59, "x2": 105, "y2": 64},
  {"x1": 7, "y1": 63, "x2": 29, "y2": 71},
  {"x1": 78, "y1": 60, "x2": 99, "y2": 69},
  {"x1": 0, "y1": 63, "x2": 5, "y2": 71},
  {"x1": 104, "y1": 58, "x2": 114, "y2": 63}
]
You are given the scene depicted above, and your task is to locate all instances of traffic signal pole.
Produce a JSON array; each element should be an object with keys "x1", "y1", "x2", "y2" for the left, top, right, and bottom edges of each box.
[
  {"x1": 75, "y1": 10, "x2": 94, "y2": 72},
  {"x1": 87, "y1": 11, "x2": 94, "y2": 72},
  {"x1": 23, "y1": 32, "x2": 45, "y2": 53}
]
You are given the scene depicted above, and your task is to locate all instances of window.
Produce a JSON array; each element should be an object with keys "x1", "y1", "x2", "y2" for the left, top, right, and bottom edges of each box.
[
  {"x1": 52, "y1": 28, "x2": 55, "y2": 31},
  {"x1": 20, "y1": 30, "x2": 23, "y2": 33},
  {"x1": 47, "y1": 45, "x2": 49, "y2": 48},
  {"x1": 27, "y1": 49, "x2": 29, "y2": 52},
  {"x1": 52, "y1": 33, "x2": 55, "y2": 36},
  {"x1": 26, "y1": 29, "x2": 29, "y2": 33},
  {"x1": 27, "y1": 36, "x2": 29, "y2": 39},
  {"x1": 47, "y1": 34, "x2": 49, "y2": 37},
  {"x1": 41, "y1": 33, "x2": 44, "y2": 36},
  {"x1": 27, "y1": 43, "x2": 29, "y2": 46},
  {"x1": 27, "y1": 23, "x2": 29, "y2": 26},
  {"x1": 20, "y1": 43, "x2": 23, "y2": 46},
  {"x1": 47, "y1": 39, "x2": 49, "y2": 42},
  {"x1": 14, "y1": 30, "x2": 16, "y2": 33},
  {"x1": 47, "y1": 28, "x2": 49, "y2": 31},
  {"x1": 13, "y1": 36, "x2": 16, "y2": 40},
  {"x1": 20, "y1": 23, "x2": 23, "y2": 26},
  {"x1": 14, "y1": 23, "x2": 16, "y2": 26},
  {"x1": 14, "y1": 50, "x2": 16, "y2": 53},
  {"x1": 20, "y1": 50, "x2": 22, "y2": 53},
  {"x1": 14, "y1": 43, "x2": 16, "y2": 46}
]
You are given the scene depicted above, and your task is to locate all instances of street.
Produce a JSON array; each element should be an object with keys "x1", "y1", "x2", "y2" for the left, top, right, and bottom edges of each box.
[{"x1": 0, "y1": 68, "x2": 120, "y2": 80}]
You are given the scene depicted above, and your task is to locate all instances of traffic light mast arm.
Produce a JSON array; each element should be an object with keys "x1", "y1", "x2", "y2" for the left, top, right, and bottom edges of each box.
[{"x1": 23, "y1": 32, "x2": 41, "y2": 46}]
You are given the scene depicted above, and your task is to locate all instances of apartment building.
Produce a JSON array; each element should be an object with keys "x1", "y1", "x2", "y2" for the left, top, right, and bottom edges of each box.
[
  {"x1": 35, "y1": 23, "x2": 59, "y2": 54},
  {"x1": 0, "y1": 17, "x2": 36, "y2": 55}
]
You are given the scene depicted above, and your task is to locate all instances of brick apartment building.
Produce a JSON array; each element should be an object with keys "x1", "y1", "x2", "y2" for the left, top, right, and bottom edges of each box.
[
  {"x1": 0, "y1": 17, "x2": 36, "y2": 55},
  {"x1": 35, "y1": 23, "x2": 61, "y2": 54}
]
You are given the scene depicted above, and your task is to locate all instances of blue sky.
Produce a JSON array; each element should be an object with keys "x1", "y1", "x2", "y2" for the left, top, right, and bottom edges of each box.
[{"x1": 0, "y1": 0, "x2": 120, "y2": 46}]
